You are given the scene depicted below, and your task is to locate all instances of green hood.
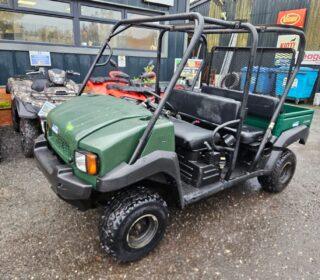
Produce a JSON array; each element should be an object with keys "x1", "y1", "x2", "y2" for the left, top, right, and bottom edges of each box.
[
  {"x1": 47, "y1": 94, "x2": 152, "y2": 155},
  {"x1": 47, "y1": 94, "x2": 174, "y2": 186}
]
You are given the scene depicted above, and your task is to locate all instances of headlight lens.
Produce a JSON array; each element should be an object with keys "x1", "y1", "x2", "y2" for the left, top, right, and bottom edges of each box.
[
  {"x1": 75, "y1": 151, "x2": 86, "y2": 172},
  {"x1": 75, "y1": 151, "x2": 98, "y2": 175}
]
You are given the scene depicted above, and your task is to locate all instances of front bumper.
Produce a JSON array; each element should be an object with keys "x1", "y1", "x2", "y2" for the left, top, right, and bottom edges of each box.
[{"x1": 34, "y1": 135, "x2": 92, "y2": 201}]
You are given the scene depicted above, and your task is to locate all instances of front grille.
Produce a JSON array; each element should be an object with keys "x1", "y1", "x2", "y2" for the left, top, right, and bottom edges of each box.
[{"x1": 48, "y1": 129, "x2": 72, "y2": 162}]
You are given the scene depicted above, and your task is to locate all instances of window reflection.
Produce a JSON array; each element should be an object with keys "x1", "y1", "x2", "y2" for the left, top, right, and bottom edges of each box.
[
  {"x1": 80, "y1": 21, "x2": 117, "y2": 47},
  {"x1": 18, "y1": 0, "x2": 71, "y2": 14},
  {"x1": 0, "y1": 11, "x2": 74, "y2": 44},
  {"x1": 81, "y1": 5, "x2": 121, "y2": 20},
  {"x1": 121, "y1": 13, "x2": 159, "y2": 50}
]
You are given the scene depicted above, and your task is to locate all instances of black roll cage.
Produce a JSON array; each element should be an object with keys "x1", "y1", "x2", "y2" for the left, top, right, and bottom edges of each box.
[{"x1": 77, "y1": 12, "x2": 305, "y2": 181}]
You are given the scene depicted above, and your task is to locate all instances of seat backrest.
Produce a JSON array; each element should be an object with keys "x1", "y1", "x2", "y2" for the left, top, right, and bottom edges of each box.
[
  {"x1": 168, "y1": 89, "x2": 241, "y2": 125},
  {"x1": 201, "y1": 86, "x2": 279, "y2": 119},
  {"x1": 31, "y1": 79, "x2": 49, "y2": 92}
]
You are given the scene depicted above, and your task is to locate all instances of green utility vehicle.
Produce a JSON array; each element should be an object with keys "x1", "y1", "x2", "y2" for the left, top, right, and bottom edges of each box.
[{"x1": 35, "y1": 13, "x2": 314, "y2": 262}]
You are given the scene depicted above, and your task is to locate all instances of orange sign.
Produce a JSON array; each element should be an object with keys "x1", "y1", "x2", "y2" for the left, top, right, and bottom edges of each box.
[{"x1": 277, "y1": 8, "x2": 307, "y2": 28}]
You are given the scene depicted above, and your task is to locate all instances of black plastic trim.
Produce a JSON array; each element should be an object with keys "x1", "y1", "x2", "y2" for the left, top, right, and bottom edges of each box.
[
  {"x1": 273, "y1": 125, "x2": 309, "y2": 148},
  {"x1": 96, "y1": 151, "x2": 184, "y2": 206},
  {"x1": 34, "y1": 135, "x2": 92, "y2": 201},
  {"x1": 15, "y1": 97, "x2": 39, "y2": 119},
  {"x1": 264, "y1": 126, "x2": 309, "y2": 171}
]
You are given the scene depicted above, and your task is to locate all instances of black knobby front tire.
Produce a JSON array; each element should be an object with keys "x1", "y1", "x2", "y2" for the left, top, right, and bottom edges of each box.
[
  {"x1": 258, "y1": 149, "x2": 296, "y2": 193},
  {"x1": 20, "y1": 118, "x2": 41, "y2": 158},
  {"x1": 100, "y1": 187, "x2": 168, "y2": 262},
  {"x1": 11, "y1": 101, "x2": 20, "y2": 132}
]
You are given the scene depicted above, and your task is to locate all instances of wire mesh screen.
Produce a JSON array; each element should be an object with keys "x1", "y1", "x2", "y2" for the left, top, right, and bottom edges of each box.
[{"x1": 206, "y1": 47, "x2": 295, "y2": 97}]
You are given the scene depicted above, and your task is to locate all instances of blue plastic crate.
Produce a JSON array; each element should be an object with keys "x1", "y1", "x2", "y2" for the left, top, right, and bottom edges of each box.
[
  {"x1": 276, "y1": 67, "x2": 319, "y2": 100},
  {"x1": 240, "y1": 66, "x2": 276, "y2": 94}
]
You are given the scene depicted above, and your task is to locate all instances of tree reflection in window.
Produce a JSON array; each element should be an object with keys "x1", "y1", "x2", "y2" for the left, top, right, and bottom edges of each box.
[
  {"x1": 122, "y1": 13, "x2": 159, "y2": 51},
  {"x1": 0, "y1": 11, "x2": 74, "y2": 44},
  {"x1": 80, "y1": 21, "x2": 118, "y2": 47},
  {"x1": 80, "y1": 14, "x2": 158, "y2": 50}
]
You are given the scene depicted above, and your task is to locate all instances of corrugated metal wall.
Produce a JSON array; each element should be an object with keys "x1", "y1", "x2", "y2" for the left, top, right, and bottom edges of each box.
[
  {"x1": 305, "y1": 0, "x2": 320, "y2": 50},
  {"x1": 0, "y1": 0, "x2": 187, "y2": 85},
  {"x1": 193, "y1": 0, "x2": 320, "y2": 93},
  {"x1": 201, "y1": 0, "x2": 320, "y2": 50},
  {"x1": 190, "y1": 0, "x2": 211, "y2": 16}
]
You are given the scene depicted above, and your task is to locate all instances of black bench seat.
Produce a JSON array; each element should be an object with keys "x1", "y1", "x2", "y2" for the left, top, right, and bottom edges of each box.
[
  {"x1": 167, "y1": 89, "x2": 265, "y2": 150},
  {"x1": 170, "y1": 117, "x2": 220, "y2": 150},
  {"x1": 170, "y1": 117, "x2": 264, "y2": 150}
]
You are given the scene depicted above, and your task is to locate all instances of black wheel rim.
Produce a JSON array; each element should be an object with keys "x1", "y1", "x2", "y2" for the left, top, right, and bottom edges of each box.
[
  {"x1": 279, "y1": 162, "x2": 293, "y2": 184},
  {"x1": 126, "y1": 214, "x2": 159, "y2": 249}
]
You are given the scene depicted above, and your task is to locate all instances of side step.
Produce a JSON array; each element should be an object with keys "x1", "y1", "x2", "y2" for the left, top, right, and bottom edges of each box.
[{"x1": 182, "y1": 169, "x2": 267, "y2": 206}]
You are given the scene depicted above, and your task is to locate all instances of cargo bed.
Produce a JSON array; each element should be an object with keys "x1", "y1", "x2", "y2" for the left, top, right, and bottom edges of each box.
[{"x1": 245, "y1": 103, "x2": 314, "y2": 137}]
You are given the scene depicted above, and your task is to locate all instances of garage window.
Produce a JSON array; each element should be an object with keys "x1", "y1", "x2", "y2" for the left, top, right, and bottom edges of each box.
[
  {"x1": 79, "y1": 11, "x2": 160, "y2": 50},
  {"x1": 80, "y1": 21, "x2": 114, "y2": 47},
  {"x1": 0, "y1": 1, "x2": 164, "y2": 53},
  {"x1": 80, "y1": 5, "x2": 121, "y2": 20},
  {"x1": 0, "y1": 11, "x2": 74, "y2": 44},
  {"x1": 121, "y1": 13, "x2": 159, "y2": 51},
  {"x1": 17, "y1": 0, "x2": 71, "y2": 14}
]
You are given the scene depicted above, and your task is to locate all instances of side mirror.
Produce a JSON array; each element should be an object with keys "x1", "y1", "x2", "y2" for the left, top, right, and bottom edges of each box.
[{"x1": 110, "y1": 59, "x2": 117, "y2": 68}]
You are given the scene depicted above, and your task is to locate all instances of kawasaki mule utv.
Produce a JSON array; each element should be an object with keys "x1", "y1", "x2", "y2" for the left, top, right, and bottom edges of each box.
[{"x1": 34, "y1": 13, "x2": 314, "y2": 262}]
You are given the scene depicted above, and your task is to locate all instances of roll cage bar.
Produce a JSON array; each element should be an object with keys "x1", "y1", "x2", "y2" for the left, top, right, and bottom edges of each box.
[{"x1": 78, "y1": 12, "x2": 305, "y2": 181}]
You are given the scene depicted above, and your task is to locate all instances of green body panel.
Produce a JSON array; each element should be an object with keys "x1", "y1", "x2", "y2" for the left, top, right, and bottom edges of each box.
[
  {"x1": 245, "y1": 103, "x2": 314, "y2": 137},
  {"x1": 46, "y1": 94, "x2": 175, "y2": 187},
  {"x1": 79, "y1": 116, "x2": 174, "y2": 186},
  {"x1": 47, "y1": 94, "x2": 152, "y2": 161}
]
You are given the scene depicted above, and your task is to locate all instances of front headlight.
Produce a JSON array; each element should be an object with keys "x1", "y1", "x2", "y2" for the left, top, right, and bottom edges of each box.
[{"x1": 75, "y1": 151, "x2": 98, "y2": 175}]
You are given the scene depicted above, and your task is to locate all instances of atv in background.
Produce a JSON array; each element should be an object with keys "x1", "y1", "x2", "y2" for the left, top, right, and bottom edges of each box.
[
  {"x1": 86, "y1": 59, "x2": 161, "y2": 102},
  {"x1": 7, "y1": 67, "x2": 80, "y2": 157}
]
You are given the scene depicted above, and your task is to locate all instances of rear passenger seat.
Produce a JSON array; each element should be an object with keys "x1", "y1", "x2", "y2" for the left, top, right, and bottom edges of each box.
[
  {"x1": 167, "y1": 89, "x2": 268, "y2": 150},
  {"x1": 201, "y1": 86, "x2": 280, "y2": 119}
]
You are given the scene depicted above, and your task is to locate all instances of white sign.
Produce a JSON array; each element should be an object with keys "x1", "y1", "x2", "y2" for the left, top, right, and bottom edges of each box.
[
  {"x1": 118, "y1": 55, "x2": 126, "y2": 67},
  {"x1": 276, "y1": 35, "x2": 300, "y2": 51},
  {"x1": 29, "y1": 51, "x2": 51, "y2": 66},
  {"x1": 144, "y1": 0, "x2": 174, "y2": 6},
  {"x1": 302, "y1": 51, "x2": 320, "y2": 65},
  {"x1": 38, "y1": 101, "x2": 56, "y2": 118},
  {"x1": 174, "y1": 58, "x2": 202, "y2": 88}
]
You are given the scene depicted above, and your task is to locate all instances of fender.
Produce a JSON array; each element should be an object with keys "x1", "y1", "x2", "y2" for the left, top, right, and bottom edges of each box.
[
  {"x1": 15, "y1": 97, "x2": 39, "y2": 119},
  {"x1": 265, "y1": 125, "x2": 309, "y2": 171},
  {"x1": 96, "y1": 151, "x2": 184, "y2": 207}
]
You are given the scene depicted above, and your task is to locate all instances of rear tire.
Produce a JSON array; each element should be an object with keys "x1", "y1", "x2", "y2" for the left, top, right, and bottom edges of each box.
[
  {"x1": 100, "y1": 187, "x2": 168, "y2": 262},
  {"x1": 258, "y1": 149, "x2": 296, "y2": 193},
  {"x1": 20, "y1": 118, "x2": 40, "y2": 158}
]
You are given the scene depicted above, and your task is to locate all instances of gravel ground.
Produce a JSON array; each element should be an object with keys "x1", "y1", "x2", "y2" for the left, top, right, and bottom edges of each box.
[{"x1": 0, "y1": 110, "x2": 319, "y2": 280}]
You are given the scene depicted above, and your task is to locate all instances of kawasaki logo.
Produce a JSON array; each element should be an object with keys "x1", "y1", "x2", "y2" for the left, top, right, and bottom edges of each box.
[{"x1": 280, "y1": 13, "x2": 301, "y2": 25}]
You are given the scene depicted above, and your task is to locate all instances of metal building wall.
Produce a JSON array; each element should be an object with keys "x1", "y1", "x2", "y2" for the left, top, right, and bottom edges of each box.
[
  {"x1": 190, "y1": 0, "x2": 211, "y2": 16},
  {"x1": 0, "y1": 0, "x2": 187, "y2": 85},
  {"x1": 202, "y1": 0, "x2": 319, "y2": 50},
  {"x1": 195, "y1": 0, "x2": 320, "y2": 94}
]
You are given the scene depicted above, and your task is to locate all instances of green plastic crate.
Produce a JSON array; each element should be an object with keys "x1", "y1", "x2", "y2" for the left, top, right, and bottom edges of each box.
[{"x1": 245, "y1": 103, "x2": 314, "y2": 137}]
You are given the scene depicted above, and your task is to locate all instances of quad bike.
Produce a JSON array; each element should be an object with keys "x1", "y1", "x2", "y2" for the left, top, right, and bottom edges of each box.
[
  {"x1": 35, "y1": 14, "x2": 313, "y2": 262},
  {"x1": 7, "y1": 68, "x2": 80, "y2": 157},
  {"x1": 86, "y1": 59, "x2": 159, "y2": 102}
]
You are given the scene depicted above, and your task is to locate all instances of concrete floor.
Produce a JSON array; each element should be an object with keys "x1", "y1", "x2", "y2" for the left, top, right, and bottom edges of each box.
[{"x1": 0, "y1": 109, "x2": 319, "y2": 280}]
